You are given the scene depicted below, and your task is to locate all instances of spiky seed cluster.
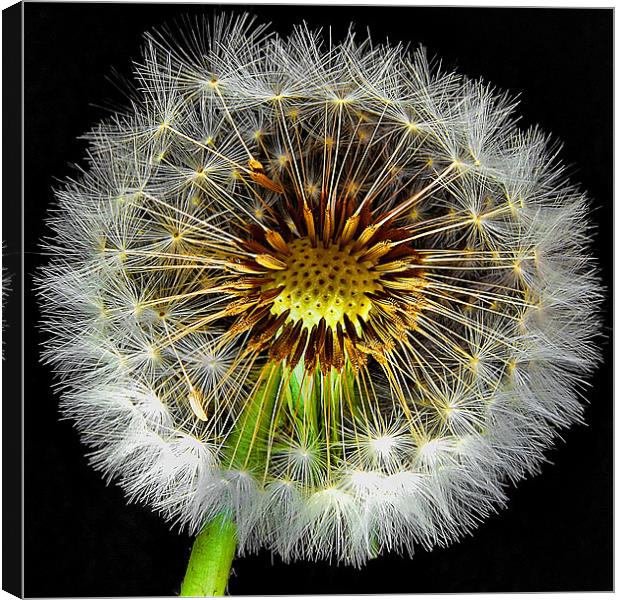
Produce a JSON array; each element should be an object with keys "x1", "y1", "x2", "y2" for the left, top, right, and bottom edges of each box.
[
  {"x1": 39, "y1": 15, "x2": 602, "y2": 565},
  {"x1": 228, "y1": 158, "x2": 427, "y2": 372}
]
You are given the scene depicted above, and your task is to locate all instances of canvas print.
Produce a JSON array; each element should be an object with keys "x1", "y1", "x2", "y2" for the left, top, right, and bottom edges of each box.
[{"x1": 15, "y1": 3, "x2": 612, "y2": 597}]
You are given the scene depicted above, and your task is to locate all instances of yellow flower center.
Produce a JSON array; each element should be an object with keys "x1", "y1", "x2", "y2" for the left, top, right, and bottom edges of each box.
[{"x1": 265, "y1": 238, "x2": 382, "y2": 330}]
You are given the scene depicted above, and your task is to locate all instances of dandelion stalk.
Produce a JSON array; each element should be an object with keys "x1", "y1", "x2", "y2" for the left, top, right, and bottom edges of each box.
[
  {"x1": 225, "y1": 363, "x2": 283, "y2": 473},
  {"x1": 180, "y1": 513, "x2": 237, "y2": 597},
  {"x1": 181, "y1": 363, "x2": 283, "y2": 595}
]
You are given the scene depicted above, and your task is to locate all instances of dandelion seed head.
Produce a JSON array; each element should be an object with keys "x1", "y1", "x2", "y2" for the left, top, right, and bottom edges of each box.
[{"x1": 38, "y1": 14, "x2": 602, "y2": 565}]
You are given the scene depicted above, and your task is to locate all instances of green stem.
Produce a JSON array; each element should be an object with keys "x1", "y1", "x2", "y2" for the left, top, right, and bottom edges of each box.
[
  {"x1": 179, "y1": 364, "x2": 282, "y2": 596},
  {"x1": 180, "y1": 514, "x2": 237, "y2": 597}
]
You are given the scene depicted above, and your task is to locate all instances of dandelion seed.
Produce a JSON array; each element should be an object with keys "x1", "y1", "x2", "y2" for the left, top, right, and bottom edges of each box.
[{"x1": 38, "y1": 14, "x2": 602, "y2": 596}]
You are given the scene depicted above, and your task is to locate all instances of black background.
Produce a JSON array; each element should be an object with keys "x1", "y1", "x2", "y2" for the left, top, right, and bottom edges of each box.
[{"x1": 18, "y1": 3, "x2": 612, "y2": 597}]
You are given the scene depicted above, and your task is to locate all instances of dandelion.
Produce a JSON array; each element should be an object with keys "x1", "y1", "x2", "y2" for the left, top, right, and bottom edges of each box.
[{"x1": 38, "y1": 14, "x2": 602, "y2": 596}]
